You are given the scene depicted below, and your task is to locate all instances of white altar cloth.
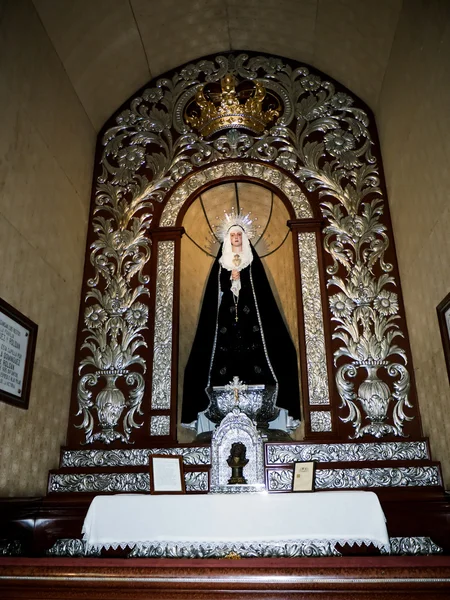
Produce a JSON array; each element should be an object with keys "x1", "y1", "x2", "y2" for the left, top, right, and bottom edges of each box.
[{"x1": 82, "y1": 491, "x2": 389, "y2": 552}]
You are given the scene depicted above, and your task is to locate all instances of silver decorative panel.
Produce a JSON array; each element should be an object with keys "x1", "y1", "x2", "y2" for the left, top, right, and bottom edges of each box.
[
  {"x1": 61, "y1": 446, "x2": 210, "y2": 467},
  {"x1": 160, "y1": 162, "x2": 312, "y2": 226},
  {"x1": 384, "y1": 537, "x2": 443, "y2": 556},
  {"x1": 310, "y1": 411, "x2": 332, "y2": 432},
  {"x1": 151, "y1": 241, "x2": 175, "y2": 410},
  {"x1": 50, "y1": 470, "x2": 208, "y2": 493},
  {"x1": 49, "y1": 473, "x2": 150, "y2": 493},
  {"x1": 0, "y1": 540, "x2": 23, "y2": 556},
  {"x1": 47, "y1": 539, "x2": 101, "y2": 557},
  {"x1": 150, "y1": 415, "x2": 170, "y2": 436},
  {"x1": 298, "y1": 233, "x2": 330, "y2": 406},
  {"x1": 128, "y1": 540, "x2": 341, "y2": 558},
  {"x1": 42, "y1": 536, "x2": 444, "y2": 558},
  {"x1": 185, "y1": 471, "x2": 209, "y2": 492},
  {"x1": 266, "y1": 441, "x2": 430, "y2": 464},
  {"x1": 267, "y1": 465, "x2": 441, "y2": 491}
]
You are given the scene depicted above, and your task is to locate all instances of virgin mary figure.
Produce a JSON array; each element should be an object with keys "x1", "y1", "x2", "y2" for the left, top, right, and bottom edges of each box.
[{"x1": 181, "y1": 212, "x2": 301, "y2": 434}]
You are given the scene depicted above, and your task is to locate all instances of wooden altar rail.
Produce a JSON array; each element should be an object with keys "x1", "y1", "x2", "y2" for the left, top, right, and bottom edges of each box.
[{"x1": 1, "y1": 556, "x2": 450, "y2": 599}]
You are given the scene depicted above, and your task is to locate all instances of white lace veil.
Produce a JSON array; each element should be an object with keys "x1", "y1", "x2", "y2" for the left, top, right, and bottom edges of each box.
[{"x1": 219, "y1": 225, "x2": 253, "y2": 297}]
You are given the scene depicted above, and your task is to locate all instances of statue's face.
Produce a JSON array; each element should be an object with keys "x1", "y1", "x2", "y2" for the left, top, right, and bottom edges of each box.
[{"x1": 230, "y1": 230, "x2": 242, "y2": 250}]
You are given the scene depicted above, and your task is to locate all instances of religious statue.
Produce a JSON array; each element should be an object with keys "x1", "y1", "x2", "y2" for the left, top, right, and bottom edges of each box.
[
  {"x1": 227, "y1": 442, "x2": 249, "y2": 485},
  {"x1": 181, "y1": 211, "x2": 300, "y2": 435}
]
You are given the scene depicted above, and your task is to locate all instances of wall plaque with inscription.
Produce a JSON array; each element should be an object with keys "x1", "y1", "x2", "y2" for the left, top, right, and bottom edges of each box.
[{"x1": 0, "y1": 297, "x2": 38, "y2": 409}]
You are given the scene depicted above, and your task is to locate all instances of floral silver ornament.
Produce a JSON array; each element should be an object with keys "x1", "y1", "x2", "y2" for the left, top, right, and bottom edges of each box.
[
  {"x1": 84, "y1": 305, "x2": 107, "y2": 329},
  {"x1": 116, "y1": 146, "x2": 146, "y2": 171},
  {"x1": 324, "y1": 129, "x2": 356, "y2": 157},
  {"x1": 330, "y1": 92, "x2": 353, "y2": 110}
]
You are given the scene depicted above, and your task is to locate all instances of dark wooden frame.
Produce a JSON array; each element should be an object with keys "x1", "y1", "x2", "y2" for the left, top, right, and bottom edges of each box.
[
  {"x1": 437, "y1": 291, "x2": 450, "y2": 384},
  {"x1": 292, "y1": 461, "x2": 316, "y2": 492},
  {"x1": 0, "y1": 297, "x2": 38, "y2": 410},
  {"x1": 149, "y1": 454, "x2": 186, "y2": 494}
]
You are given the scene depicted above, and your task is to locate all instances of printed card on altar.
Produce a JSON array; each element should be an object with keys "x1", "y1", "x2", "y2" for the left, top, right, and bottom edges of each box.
[
  {"x1": 149, "y1": 455, "x2": 186, "y2": 494},
  {"x1": 292, "y1": 461, "x2": 315, "y2": 492}
]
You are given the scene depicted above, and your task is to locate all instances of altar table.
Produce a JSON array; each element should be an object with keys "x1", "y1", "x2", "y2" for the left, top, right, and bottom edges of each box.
[{"x1": 82, "y1": 491, "x2": 389, "y2": 556}]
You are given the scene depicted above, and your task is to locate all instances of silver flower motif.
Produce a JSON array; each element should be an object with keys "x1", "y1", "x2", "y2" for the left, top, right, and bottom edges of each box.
[
  {"x1": 142, "y1": 88, "x2": 163, "y2": 103},
  {"x1": 324, "y1": 129, "x2": 356, "y2": 157},
  {"x1": 300, "y1": 75, "x2": 321, "y2": 92},
  {"x1": 329, "y1": 293, "x2": 354, "y2": 318},
  {"x1": 374, "y1": 290, "x2": 399, "y2": 316},
  {"x1": 330, "y1": 93, "x2": 353, "y2": 110},
  {"x1": 116, "y1": 110, "x2": 136, "y2": 127},
  {"x1": 125, "y1": 303, "x2": 149, "y2": 328},
  {"x1": 171, "y1": 161, "x2": 193, "y2": 181},
  {"x1": 84, "y1": 305, "x2": 107, "y2": 329},
  {"x1": 117, "y1": 146, "x2": 146, "y2": 171},
  {"x1": 180, "y1": 64, "x2": 200, "y2": 81},
  {"x1": 275, "y1": 151, "x2": 297, "y2": 171},
  {"x1": 338, "y1": 151, "x2": 361, "y2": 170}
]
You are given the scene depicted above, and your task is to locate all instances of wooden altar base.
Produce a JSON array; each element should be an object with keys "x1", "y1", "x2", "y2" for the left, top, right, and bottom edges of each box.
[{"x1": 1, "y1": 556, "x2": 450, "y2": 599}]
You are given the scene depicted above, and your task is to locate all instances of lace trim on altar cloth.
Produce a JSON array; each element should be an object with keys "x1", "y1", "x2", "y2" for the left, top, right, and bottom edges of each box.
[{"x1": 82, "y1": 534, "x2": 391, "y2": 554}]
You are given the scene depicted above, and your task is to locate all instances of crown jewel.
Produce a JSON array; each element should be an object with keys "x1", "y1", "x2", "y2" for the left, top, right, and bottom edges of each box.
[
  {"x1": 215, "y1": 208, "x2": 257, "y2": 242},
  {"x1": 185, "y1": 74, "x2": 280, "y2": 138}
]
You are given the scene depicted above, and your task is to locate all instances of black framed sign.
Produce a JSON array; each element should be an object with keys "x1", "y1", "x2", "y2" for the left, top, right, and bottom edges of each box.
[
  {"x1": 437, "y1": 292, "x2": 450, "y2": 385},
  {"x1": 0, "y1": 297, "x2": 38, "y2": 409}
]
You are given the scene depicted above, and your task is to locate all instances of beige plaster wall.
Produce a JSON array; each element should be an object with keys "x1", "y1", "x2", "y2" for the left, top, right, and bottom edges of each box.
[
  {"x1": 0, "y1": 0, "x2": 95, "y2": 496},
  {"x1": 377, "y1": 0, "x2": 450, "y2": 488}
]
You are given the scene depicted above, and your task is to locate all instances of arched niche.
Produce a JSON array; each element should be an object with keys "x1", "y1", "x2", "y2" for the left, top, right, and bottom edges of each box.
[
  {"x1": 68, "y1": 52, "x2": 422, "y2": 448},
  {"x1": 148, "y1": 162, "x2": 332, "y2": 441}
]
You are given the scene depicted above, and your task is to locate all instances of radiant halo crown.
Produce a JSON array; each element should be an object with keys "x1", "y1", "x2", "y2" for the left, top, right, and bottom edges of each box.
[{"x1": 215, "y1": 208, "x2": 257, "y2": 242}]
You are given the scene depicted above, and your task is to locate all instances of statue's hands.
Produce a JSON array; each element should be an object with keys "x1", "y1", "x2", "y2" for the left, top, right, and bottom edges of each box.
[{"x1": 231, "y1": 269, "x2": 240, "y2": 281}]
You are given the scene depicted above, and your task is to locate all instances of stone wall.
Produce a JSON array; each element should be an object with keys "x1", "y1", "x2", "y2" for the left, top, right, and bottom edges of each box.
[{"x1": 0, "y1": 0, "x2": 95, "y2": 495}]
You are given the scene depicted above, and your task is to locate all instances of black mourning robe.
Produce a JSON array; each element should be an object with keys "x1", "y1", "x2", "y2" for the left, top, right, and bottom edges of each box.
[{"x1": 181, "y1": 245, "x2": 301, "y2": 424}]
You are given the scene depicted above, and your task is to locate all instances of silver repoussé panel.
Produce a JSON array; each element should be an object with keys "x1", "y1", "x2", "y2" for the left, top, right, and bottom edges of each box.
[
  {"x1": 50, "y1": 470, "x2": 208, "y2": 493},
  {"x1": 150, "y1": 415, "x2": 171, "y2": 436},
  {"x1": 47, "y1": 539, "x2": 101, "y2": 557},
  {"x1": 383, "y1": 537, "x2": 443, "y2": 556},
  {"x1": 128, "y1": 540, "x2": 341, "y2": 558},
  {"x1": 151, "y1": 241, "x2": 175, "y2": 411},
  {"x1": 267, "y1": 466, "x2": 441, "y2": 491},
  {"x1": 43, "y1": 536, "x2": 444, "y2": 557},
  {"x1": 0, "y1": 540, "x2": 23, "y2": 556},
  {"x1": 185, "y1": 471, "x2": 209, "y2": 492},
  {"x1": 298, "y1": 233, "x2": 330, "y2": 406},
  {"x1": 266, "y1": 440, "x2": 429, "y2": 465},
  {"x1": 160, "y1": 162, "x2": 312, "y2": 226},
  {"x1": 49, "y1": 473, "x2": 150, "y2": 493},
  {"x1": 310, "y1": 411, "x2": 332, "y2": 431},
  {"x1": 61, "y1": 446, "x2": 211, "y2": 467}
]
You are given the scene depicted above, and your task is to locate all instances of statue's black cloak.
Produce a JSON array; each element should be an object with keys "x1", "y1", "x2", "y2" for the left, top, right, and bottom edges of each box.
[{"x1": 181, "y1": 244, "x2": 301, "y2": 424}]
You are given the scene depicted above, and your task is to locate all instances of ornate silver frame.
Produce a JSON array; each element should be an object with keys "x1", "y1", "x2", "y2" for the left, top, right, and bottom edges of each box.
[{"x1": 74, "y1": 53, "x2": 416, "y2": 444}]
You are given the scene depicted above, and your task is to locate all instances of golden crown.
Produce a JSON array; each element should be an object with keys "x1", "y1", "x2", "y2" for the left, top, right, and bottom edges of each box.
[{"x1": 185, "y1": 74, "x2": 280, "y2": 138}]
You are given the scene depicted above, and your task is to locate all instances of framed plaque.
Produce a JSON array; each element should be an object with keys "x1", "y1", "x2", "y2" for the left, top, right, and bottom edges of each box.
[
  {"x1": 0, "y1": 297, "x2": 38, "y2": 410},
  {"x1": 149, "y1": 455, "x2": 185, "y2": 494},
  {"x1": 292, "y1": 461, "x2": 316, "y2": 492},
  {"x1": 437, "y1": 292, "x2": 450, "y2": 384}
]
